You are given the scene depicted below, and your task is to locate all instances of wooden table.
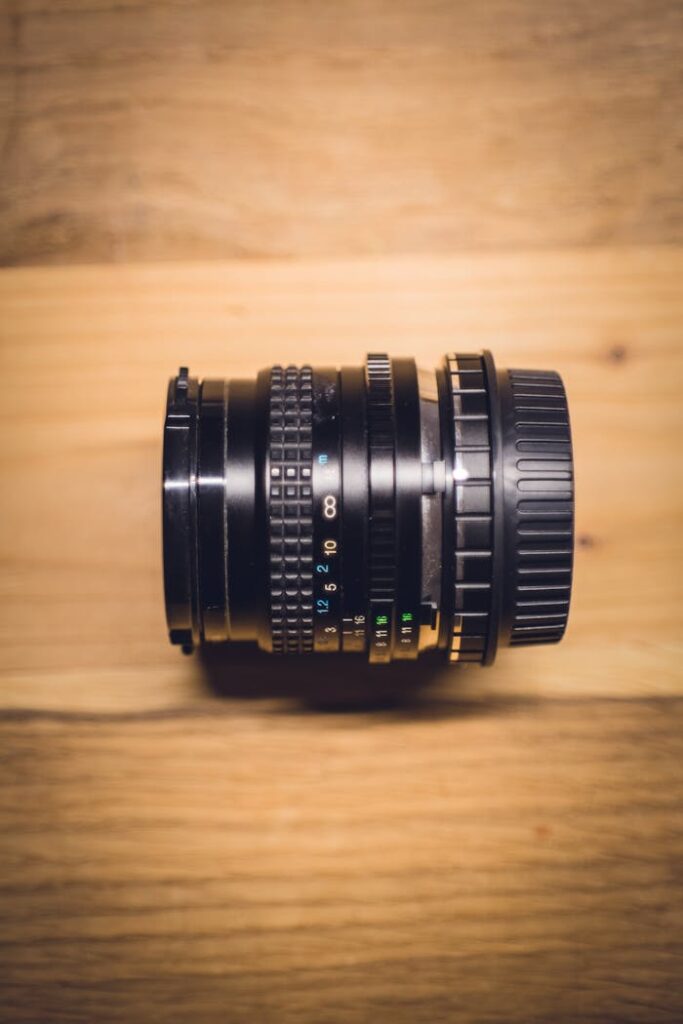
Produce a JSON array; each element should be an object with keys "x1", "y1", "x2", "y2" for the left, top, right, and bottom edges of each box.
[{"x1": 1, "y1": 3, "x2": 682, "y2": 1022}]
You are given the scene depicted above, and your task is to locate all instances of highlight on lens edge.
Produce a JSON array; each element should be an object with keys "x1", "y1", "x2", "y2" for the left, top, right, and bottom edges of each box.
[{"x1": 163, "y1": 352, "x2": 574, "y2": 665}]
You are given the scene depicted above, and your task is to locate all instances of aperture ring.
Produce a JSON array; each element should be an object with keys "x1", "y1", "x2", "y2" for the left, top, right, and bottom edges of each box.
[
  {"x1": 365, "y1": 354, "x2": 397, "y2": 662},
  {"x1": 446, "y1": 353, "x2": 495, "y2": 664},
  {"x1": 267, "y1": 365, "x2": 314, "y2": 654}
]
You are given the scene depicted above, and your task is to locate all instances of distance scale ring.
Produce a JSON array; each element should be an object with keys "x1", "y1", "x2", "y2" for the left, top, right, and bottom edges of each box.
[
  {"x1": 338, "y1": 367, "x2": 369, "y2": 653},
  {"x1": 267, "y1": 365, "x2": 314, "y2": 654},
  {"x1": 446, "y1": 353, "x2": 495, "y2": 664},
  {"x1": 311, "y1": 368, "x2": 343, "y2": 652}
]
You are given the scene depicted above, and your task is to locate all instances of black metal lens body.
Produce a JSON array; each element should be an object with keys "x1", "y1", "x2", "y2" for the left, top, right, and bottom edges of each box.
[{"x1": 163, "y1": 352, "x2": 574, "y2": 664}]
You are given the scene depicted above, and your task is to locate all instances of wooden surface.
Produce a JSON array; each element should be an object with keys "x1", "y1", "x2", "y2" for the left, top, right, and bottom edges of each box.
[
  {"x1": 1, "y1": 0, "x2": 682, "y2": 265},
  {"x1": 2, "y1": 248, "x2": 683, "y2": 709},
  {"x1": 1, "y1": 701, "x2": 682, "y2": 1024},
  {"x1": 1, "y1": 249, "x2": 682, "y2": 1023},
  {"x1": 2, "y1": 1, "x2": 683, "y2": 1021}
]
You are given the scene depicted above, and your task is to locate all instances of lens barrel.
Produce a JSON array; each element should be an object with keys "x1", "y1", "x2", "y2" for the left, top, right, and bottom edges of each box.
[{"x1": 163, "y1": 352, "x2": 574, "y2": 664}]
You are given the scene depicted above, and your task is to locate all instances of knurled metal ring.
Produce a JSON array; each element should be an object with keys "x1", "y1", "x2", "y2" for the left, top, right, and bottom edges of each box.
[
  {"x1": 446, "y1": 353, "x2": 495, "y2": 665},
  {"x1": 267, "y1": 365, "x2": 314, "y2": 653}
]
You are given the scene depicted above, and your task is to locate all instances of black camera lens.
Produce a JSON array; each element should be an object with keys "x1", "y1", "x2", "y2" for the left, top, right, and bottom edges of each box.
[{"x1": 162, "y1": 352, "x2": 574, "y2": 665}]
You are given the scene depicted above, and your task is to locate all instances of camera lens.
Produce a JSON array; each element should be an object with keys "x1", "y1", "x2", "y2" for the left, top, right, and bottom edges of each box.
[{"x1": 162, "y1": 352, "x2": 574, "y2": 665}]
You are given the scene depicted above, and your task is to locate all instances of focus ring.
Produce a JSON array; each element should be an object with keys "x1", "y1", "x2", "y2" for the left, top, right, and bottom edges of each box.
[
  {"x1": 503, "y1": 369, "x2": 574, "y2": 646},
  {"x1": 365, "y1": 354, "x2": 397, "y2": 661},
  {"x1": 268, "y1": 365, "x2": 314, "y2": 654},
  {"x1": 446, "y1": 353, "x2": 495, "y2": 664}
]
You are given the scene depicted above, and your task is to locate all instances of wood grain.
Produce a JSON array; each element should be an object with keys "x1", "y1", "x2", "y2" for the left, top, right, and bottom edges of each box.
[
  {"x1": 1, "y1": 699, "x2": 682, "y2": 1023},
  {"x1": 1, "y1": 249, "x2": 682, "y2": 1020},
  {"x1": 1, "y1": 247, "x2": 681, "y2": 713},
  {"x1": 2, "y1": 5, "x2": 683, "y2": 1008},
  {"x1": 1, "y1": 0, "x2": 682, "y2": 265}
]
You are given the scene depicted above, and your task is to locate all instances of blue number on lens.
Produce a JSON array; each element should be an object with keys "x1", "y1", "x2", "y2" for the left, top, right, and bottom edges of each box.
[
  {"x1": 317, "y1": 599, "x2": 329, "y2": 612},
  {"x1": 316, "y1": 563, "x2": 329, "y2": 574}
]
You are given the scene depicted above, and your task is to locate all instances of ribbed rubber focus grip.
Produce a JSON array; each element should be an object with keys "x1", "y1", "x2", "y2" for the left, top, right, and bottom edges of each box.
[{"x1": 498, "y1": 368, "x2": 574, "y2": 646}]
